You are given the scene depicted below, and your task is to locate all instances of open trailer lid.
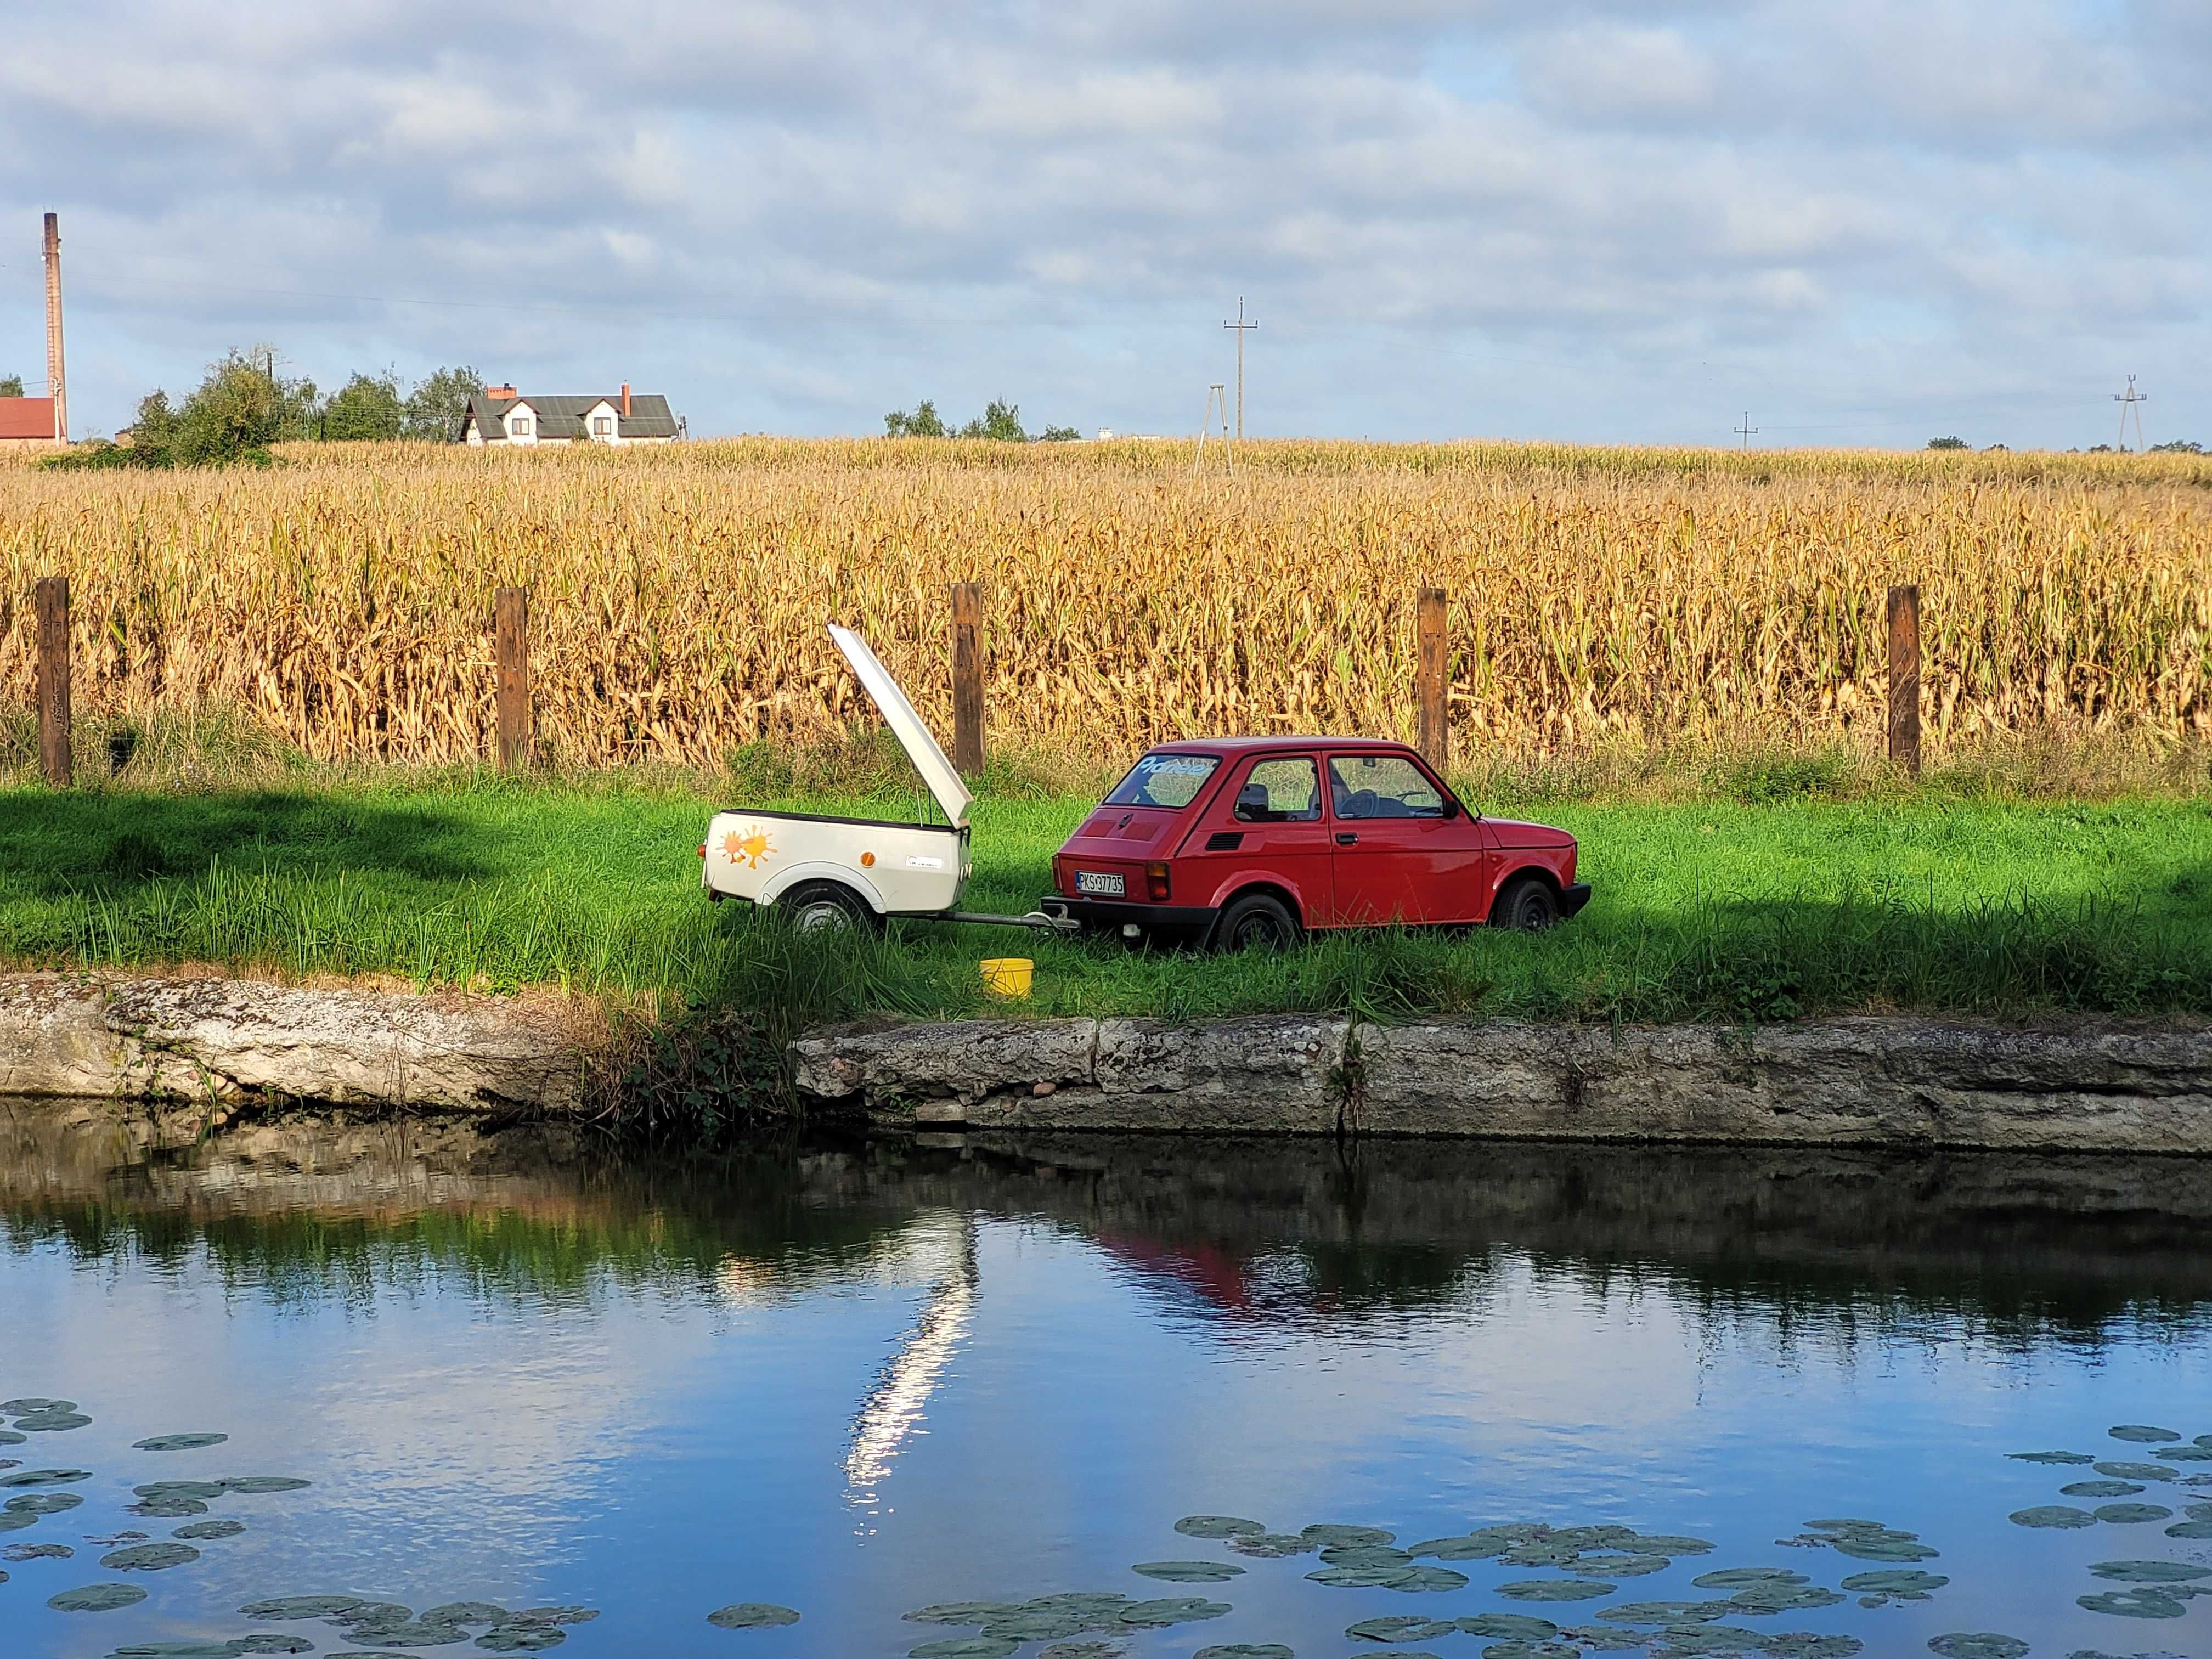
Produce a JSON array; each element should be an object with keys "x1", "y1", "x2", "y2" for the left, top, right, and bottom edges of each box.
[{"x1": 830, "y1": 624, "x2": 974, "y2": 828}]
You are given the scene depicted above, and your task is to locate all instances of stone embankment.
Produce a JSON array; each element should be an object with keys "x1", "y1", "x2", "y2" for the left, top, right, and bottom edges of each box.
[
  {"x1": 791, "y1": 1014, "x2": 2212, "y2": 1154},
  {"x1": 0, "y1": 973, "x2": 586, "y2": 1119}
]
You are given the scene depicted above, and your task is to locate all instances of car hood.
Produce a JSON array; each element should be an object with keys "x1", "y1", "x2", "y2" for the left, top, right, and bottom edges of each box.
[{"x1": 1484, "y1": 817, "x2": 1576, "y2": 849}]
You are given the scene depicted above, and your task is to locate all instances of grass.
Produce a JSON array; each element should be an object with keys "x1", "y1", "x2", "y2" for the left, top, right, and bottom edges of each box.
[{"x1": 1, "y1": 764, "x2": 2207, "y2": 1036}]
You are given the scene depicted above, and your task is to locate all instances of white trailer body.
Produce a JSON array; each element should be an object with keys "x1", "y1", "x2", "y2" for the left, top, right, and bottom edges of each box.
[{"x1": 702, "y1": 625, "x2": 976, "y2": 917}]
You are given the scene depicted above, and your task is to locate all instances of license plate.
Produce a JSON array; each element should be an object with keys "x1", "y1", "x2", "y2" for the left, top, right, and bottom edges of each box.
[{"x1": 1075, "y1": 870, "x2": 1125, "y2": 896}]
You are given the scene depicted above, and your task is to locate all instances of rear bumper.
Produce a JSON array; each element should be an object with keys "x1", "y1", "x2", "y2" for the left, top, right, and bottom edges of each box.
[
  {"x1": 1561, "y1": 882, "x2": 1593, "y2": 918},
  {"x1": 1039, "y1": 894, "x2": 1217, "y2": 936}
]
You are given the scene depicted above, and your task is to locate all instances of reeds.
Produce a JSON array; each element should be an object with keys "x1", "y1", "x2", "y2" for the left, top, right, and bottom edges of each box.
[{"x1": 2, "y1": 437, "x2": 2204, "y2": 771}]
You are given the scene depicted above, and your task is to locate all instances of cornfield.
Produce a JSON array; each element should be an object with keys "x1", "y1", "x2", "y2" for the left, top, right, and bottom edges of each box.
[{"x1": 1, "y1": 438, "x2": 2207, "y2": 771}]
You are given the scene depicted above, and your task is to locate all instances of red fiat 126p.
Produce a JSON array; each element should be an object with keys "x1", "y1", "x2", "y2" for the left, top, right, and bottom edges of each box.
[{"x1": 1040, "y1": 738, "x2": 1590, "y2": 950}]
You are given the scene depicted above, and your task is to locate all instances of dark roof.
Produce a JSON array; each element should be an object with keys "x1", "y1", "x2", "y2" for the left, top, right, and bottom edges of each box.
[
  {"x1": 1147, "y1": 736, "x2": 1413, "y2": 755},
  {"x1": 460, "y1": 392, "x2": 678, "y2": 441},
  {"x1": 0, "y1": 397, "x2": 58, "y2": 441}
]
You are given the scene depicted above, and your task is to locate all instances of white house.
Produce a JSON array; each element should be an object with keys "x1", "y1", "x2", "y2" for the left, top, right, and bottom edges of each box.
[{"x1": 459, "y1": 383, "x2": 680, "y2": 446}]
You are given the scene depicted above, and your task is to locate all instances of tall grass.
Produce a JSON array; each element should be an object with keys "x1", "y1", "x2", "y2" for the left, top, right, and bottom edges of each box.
[{"x1": 0, "y1": 438, "x2": 2203, "y2": 772}]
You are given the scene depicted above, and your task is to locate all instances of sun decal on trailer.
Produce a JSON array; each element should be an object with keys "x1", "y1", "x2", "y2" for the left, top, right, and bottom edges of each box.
[{"x1": 723, "y1": 827, "x2": 775, "y2": 868}]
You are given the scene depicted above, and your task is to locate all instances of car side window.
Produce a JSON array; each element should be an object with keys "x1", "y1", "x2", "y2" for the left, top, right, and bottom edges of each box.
[
  {"x1": 1328, "y1": 754, "x2": 1447, "y2": 820},
  {"x1": 1233, "y1": 757, "x2": 1322, "y2": 823}
]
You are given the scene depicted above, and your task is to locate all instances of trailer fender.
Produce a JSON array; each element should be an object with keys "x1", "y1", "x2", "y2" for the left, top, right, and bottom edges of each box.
[{"x1": 757, "y1": 861, "x2": 891, "y2": 914}]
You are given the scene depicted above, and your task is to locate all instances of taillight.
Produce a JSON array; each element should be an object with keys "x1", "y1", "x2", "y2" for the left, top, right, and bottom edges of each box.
[
  {"x1": 697, "y1": 844, "x2": 707, "y2": 859},
  {"x1": 1147, "y1": 861, "x2": 1171, "y2": 901}
]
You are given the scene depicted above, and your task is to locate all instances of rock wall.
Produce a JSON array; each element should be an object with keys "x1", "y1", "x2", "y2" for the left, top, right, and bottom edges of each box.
[
  {"x1": 0, "y1": 974, "x2": 586, "y2": 1116},
  {"x1": 790, "y1": 1014, "x2": 2212, "y2": 1154}
]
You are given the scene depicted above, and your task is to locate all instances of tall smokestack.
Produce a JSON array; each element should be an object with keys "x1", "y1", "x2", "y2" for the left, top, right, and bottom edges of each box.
[
  {"x1": 43, "y1": 213, "x2": 66, "y2": 444},
  {"x1": 620, "y1": 382, "x2": 631, "y2": 417}
]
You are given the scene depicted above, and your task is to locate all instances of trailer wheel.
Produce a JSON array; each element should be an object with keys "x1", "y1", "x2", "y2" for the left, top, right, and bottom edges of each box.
[
  {"x1": 1492, "y1": 873, "x2": 1561, "y2": 932},
  {"x1": 778, "y1": 880, "x2": 883, "y2": 936},
  {"x1": 1211, "y1": 891, "x2": 1302, "y2": 952}
]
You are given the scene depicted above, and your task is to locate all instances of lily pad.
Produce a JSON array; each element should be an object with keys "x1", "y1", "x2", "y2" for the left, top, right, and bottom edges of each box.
[
  {"x1": 1037, "y1": 1646, "x2": 1126, "y2": 1659},
  {"x1": 1841, "y1": 1570, "x2": 1949, "y2": 1593},
  {"x1": 2063, "y1": 1482, "x2": 2147, "y2": 1498},
  {"x1": 232, "y1": 1640, "x2": 319, "y2": 1656},
  {"x1": 1132, "y1": 1561, "x2": 1244, "y2": 1583},
  {"x1": 1497, "y1": 1580, "x2": 1614, "y2": 1602},
  {"x1": 1729, "y1": 1584, "x2": 1846, "y2": 1613},
  {"x1": 135, "y1": 1434, "x2": 230, "y2": 1452},
  {"x1": 2075, "y1": 1589, "x2": 2187, "y2": 1618},
  {"x1": 1228, "y1": 1533, "x2": 1314, "y2": 1558},
  {"x1": 1193, "y1": 1648, "x2": 1292, "y2": 1659},
  {"x1": 2164, "y1": 1520, "x2": 2212, "y2": 1538},
  {"x1": 473, "y1": 1632, "x2": 565, "y2": 1654},
  {"x1": 14, "y1": 1412, "x2": 92, "y2": 1431},
  {"x1": 706, "y1": 1604, "x2": 801, "y2": 1629},
  {"x1": 104, "y1": 1644, "x2": 236, "y2": 1658},
  {"x1": 101, "y1": 1542, "x2": 199, "y2": 1570},
  {"x1": 2092, "y1": 1504, "x2": 2172, "y2": 1523},
  {"x1": 503, "y1": 1609, "x2": 595, "y2": 1628},
  {"x1": 2095, "y1": 1464, "x2": 2179, "y2": 1481},
  {"x1": 1927, "y1": 1638, "x2": 2028, "y2": 1658},
  {"x1": 2008, "y1": 1451, "x2": 2096, "y2": 1465},
  {"x1": 1476, "y1": 1646, "x2": 1575, "y2": 1659},
  {"x1": 49, "y1": 1582, "x2": 149, "y2": 1611},
  {"x1": 1175, "y1": 1516, "x2": 1266, "y2": 1539},
  {"x1": 1308, "y1": 1566, "x2": 1417, "y2": 1588},
  {"x1": 1597, "y1": 1601, "x2": 1736, "y2": 1625},
  {"x1": 1832, "y1": 1536, "x2": 1940, "y2": 1561},
  {"x1": 905, "y1": 1604, "x2": 1024, "y2": 1625},
  {"x1": 219, "y1": 1476, "x2": 312, "y2": 1494},
  {"x1": 979, "y1": 1610, "x2": 1093, "y2": 1642},
  {"x1": 419, "y1": 1605, "x2": 507, "y2": 1626},
  {"x1": 1020, "y1": 1595, "x2": 1129, "y2": 1618},
  {"x1": 174, "y1": 1519, "x2": 246, "y2": 1539},
  {"x1": 1762, "y1": 1641, "x2": 1864, "y2": 1659},
  {"x1": 1630, "y1": 1534, "x2": 1716, "y2": 1555},
  {"x1": 2109, "y1": 1426, "x2": 2181, "y2": 1443},
  {"x1": 1632, "y1": 1626, "x2": 1767, "y2": 1654},
  {"x1": 240, "y1": 1596, "x2": 368, "y2": 1618},
  {"x1": 2088, "y1": 1560, "x2": 2212, "y2": 1582},
  {"x1": 2, "y1": 1541, "x2": 73, "y2": 1559},
  {"x1": 137, "y1": 1481, "x2": 226, "y2": 1500},
  {"x1": 1694, "y1": 1569, "x2": 1809, "y2": 1588},
  {"x1": 6, "y1": 1491, "x2": 83, "y2": 1513},
  {"x1": 1458, "y1": 1615, "x2": 1561, "y2": 1639},
  {"x1": 909, "y1": 1644, "x2": 1019, "y2": 1659},
  {"x1": 1320, "y1": 1544, "x2": 1413, "y2": 1568},
  {"x1": 2, "y1": 1398, "x2": 76, "y2": 1414},
  {"x1": 0, "y1": 1430, "x2": 21, "y2": 1445},
  {"x1": 2011, "y1": 1505, "x2": 2097, "y2": 1528},
  {"x1": 1407, "y1": 1535, "x2": 1507, "y2": 1561},
  {"x1": 0, "y1": 1467, "x2": 90, "y2": 1487},
  {"x1": 1119, "y1": 1597, "x2": 1231, "y2": 1627},
  {"x1": 132, "y1": 1499, "x2": 210, "y2": 1517},
  {"x1": 1302, "y1": 1523, "x2": 1396, "y2": 1547},
  {"x1": 1383, "y1": 1566, "x2": 1470, "y2": 1593},
  {"x1": 1572, "y1": 1552, "x2": 1672, "y2": 1578},
  {"x1": 337, "y1": 1622, "x2": 470, "y2": 1648},
  {"x1": 1347, "y1": 1615, "x2": 1458, "y2": 1643}
]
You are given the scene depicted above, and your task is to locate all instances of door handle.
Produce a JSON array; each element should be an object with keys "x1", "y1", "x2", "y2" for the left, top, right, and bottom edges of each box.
[{"x1": 1335, "y1": 832, "x2": 1358, "y2": 845}]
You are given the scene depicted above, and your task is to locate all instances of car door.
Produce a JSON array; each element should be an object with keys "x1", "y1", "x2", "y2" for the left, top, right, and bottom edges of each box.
[
  {"x1": 1325, "y1": 751, "x2": 1489, "y2": 926},
  {"x1": 1186, "y1": 752, "x2": 1334, "y2": 926}
]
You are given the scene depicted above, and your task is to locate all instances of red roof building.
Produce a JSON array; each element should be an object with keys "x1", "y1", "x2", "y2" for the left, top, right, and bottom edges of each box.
[{"x1": 0, "y1": 397, "x2": 60, "y2": 447}]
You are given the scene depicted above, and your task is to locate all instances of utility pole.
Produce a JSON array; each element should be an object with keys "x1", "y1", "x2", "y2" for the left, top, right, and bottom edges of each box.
[
  {"x1": 1194, "y1": 385, "x2": 1233, "y2": 477},
  {"x1": 1734, "y1": 411, "x2": 1758, "y2": 451},
  {"x1": 1223, "y1": 296, "x2": 1257, "y2": 441},
  {"x1": 42, "y1": 213, "x2": 66, "y2": 444},
  {"x1": 2113, "y1": 375, "x2": 2147, "y2": 451}
]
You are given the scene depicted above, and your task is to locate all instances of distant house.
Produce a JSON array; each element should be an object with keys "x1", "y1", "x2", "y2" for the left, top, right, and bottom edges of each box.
[
  {"x1": 459, "y1": 383, "x2": 680, "y2": 446},
  {"x1": 0, "y1": 396, "x2": 61, "y2": 449}
]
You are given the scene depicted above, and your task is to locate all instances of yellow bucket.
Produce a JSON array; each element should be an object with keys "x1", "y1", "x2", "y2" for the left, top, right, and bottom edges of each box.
[{"x1": 980, "y1": 957, "x2": 1034, "y2": 998}]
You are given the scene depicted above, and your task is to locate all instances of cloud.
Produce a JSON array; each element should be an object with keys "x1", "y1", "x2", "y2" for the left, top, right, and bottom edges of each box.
[{"x1": 0, "y1": 0, "x2": 2202, "y2": 447}]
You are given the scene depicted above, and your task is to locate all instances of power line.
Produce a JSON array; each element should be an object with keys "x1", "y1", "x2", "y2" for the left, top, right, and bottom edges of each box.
[
  {"x1": 1734, "y1": 411, "x2": 1758, "y2": 450},
  {"x1": 2114, "y1": 374, "x2": 2148, "y2": 450},
  {"x1": 1223, "y1": 296, "x2": 1257, "y2": 440}
]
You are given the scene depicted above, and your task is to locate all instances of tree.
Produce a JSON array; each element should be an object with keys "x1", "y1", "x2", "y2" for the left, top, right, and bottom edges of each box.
[
  {"x1": 1926, "y1": 436, "x2": 1968, "y2": 450},
  {"x1": 960, "y1": 398, "x2": 1026, "y2": 442},
  {"x1": 0, "y1": 374, "x2": 22, "y2": 398},
  {"x1": 1036, "y1": 424, "x2": 1081, "y2": 442},
  {"x1": 885, "y1": 399, "x2": 948, "y2": 437},
  {"x1": 321, "y1": 370, "x2": 405, "y2": 441},
  {"x1": 2150, "y1": 439, "x2": 2203, "y2": 454},
  {"x1": 404, "y1": 365, "x2": 484, "y2": 441}
]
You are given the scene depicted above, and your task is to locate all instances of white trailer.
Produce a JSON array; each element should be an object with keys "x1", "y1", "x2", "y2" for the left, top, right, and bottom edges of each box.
[{"x1": 700, "y1": 625, "x2": 1069, "y2": 935}]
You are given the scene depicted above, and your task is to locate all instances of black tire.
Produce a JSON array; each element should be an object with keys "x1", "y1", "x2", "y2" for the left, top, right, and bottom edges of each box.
[
  {"x1": 1211, "y1": 891, "x2": 1303, "y2": 952},
  {"x1": 1492, "y1": 873, "x2": 1561, "y2": 932},
  {"x1": 776, "y1": 879, "x2": 883, "y2": 936}
]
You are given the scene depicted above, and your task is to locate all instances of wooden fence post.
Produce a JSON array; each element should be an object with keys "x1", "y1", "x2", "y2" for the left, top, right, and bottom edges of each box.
[
  {"x1": 1887, "y1": 583, "x2": 1921, "y2": 778},
  {"x1": 494, "y1": 586, "x2": 531, "y2": 770},
  {"x1": 950, "y1": 581, "x2": 984, "y2": 777},
  {"x1": 35, "y1": 576, "x2": 70, "y2": 789},
  {"x1": 1415, "y1": 586, "x2": 1448, "y2": 773}
]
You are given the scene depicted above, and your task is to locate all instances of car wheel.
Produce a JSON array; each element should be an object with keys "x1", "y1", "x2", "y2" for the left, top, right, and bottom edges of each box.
[
  {"x1": 1493, "y1": 873, "x2": 1561, "y2": 932},
  {"x1": 778, "y1": 880, "x2": 882, "y2": 936},
  {"x1": 1211, "y1": 891, "x2": 1302, "y2": 952}
]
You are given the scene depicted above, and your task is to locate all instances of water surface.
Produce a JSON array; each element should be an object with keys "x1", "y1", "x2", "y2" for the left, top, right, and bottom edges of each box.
[{"x1": 4, "y1": 1105, "x2": 2211, "y2": 1657}]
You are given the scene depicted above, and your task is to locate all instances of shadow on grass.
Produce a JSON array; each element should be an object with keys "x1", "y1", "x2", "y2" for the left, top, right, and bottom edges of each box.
[{"x1": 0, "y1": 789, "x2": 488, "y2": 894}]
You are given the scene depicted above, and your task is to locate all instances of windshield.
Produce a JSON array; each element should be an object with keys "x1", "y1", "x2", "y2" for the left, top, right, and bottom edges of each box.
[{"x1": 1104, "y1": 752, "x2": 1220, "y2": 810}]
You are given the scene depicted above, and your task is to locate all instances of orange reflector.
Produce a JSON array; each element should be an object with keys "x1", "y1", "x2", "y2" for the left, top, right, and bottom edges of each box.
[
  {"x1": 861, "y1": 851, "x2": 876, "y2": 867},
  {"x1": 697, "y1": 844, "x2": 707, "y2": 858}
]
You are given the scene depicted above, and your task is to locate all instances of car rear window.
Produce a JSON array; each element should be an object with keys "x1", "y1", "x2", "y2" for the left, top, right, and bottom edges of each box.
[{"x1": 1104, "y1": 753, "x2": 1220, "y2": 809}]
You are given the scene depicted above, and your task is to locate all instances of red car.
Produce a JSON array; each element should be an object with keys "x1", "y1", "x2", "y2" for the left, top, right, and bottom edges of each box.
[{"x1": 1040, "y1": 738, "x2": 1590, "y2": 949}]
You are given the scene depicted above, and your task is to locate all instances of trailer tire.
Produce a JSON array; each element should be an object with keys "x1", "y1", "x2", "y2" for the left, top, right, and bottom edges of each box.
[
  {"x1": 1211, "y1": 890, "x2": 1302, "y2": 953},
  {"x1": 778, "y1": 880, "x2": 883, "y2": 936},
  {"x1": 1492, "y1": 872, "x2": 1561, "y2": 932}
]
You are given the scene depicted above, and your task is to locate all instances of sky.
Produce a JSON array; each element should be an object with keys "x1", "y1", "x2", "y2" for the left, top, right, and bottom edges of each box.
[{"x1": 0, "y1": 0, "x2": 2205, "y2": 448}]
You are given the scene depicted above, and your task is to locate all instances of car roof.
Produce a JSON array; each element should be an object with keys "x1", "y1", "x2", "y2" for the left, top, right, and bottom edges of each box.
[{"x1": 1143, "y1": 736, "x2": 1413, "y2": 756}]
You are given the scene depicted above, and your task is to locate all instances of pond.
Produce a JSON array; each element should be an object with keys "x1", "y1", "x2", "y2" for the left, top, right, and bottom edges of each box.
[{"x1": 3, "y1": 1104, "x2": 2211, "y2": 1659}]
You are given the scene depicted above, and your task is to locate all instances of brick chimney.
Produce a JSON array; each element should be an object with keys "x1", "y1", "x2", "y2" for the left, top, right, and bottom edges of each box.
[
  {"x1": 484, "y1": 383, "x2": 518, "y2": 400},
  {"x1": 620, "y1": 383, "x2": 631, "y2": 417},
  {"x1": 43, "y1": 213, "x2": 66, "y2": 444}
]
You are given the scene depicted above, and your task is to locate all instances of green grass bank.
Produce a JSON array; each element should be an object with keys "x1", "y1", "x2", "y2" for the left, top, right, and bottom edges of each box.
[{"x1": 0, "y1": 769, "x2": 2207, "y2": 1035}]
